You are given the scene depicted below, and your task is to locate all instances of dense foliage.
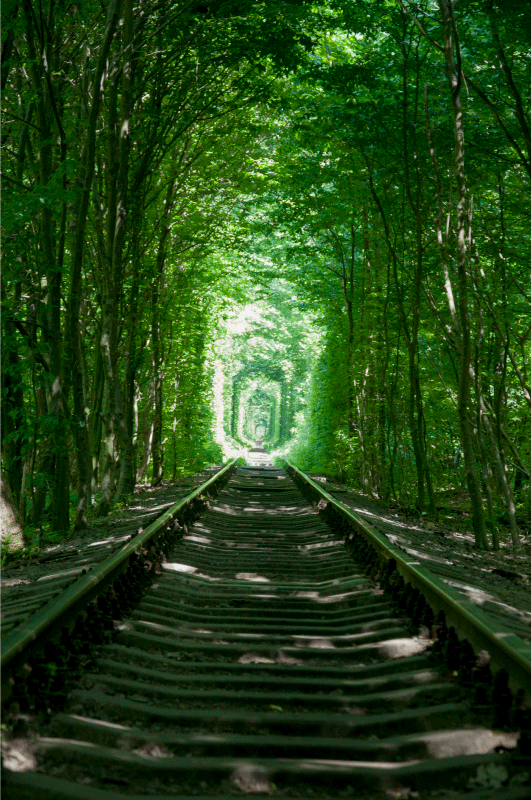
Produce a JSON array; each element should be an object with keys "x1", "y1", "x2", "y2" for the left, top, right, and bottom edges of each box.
[{"x1": 2, "y1": 0, "x2": 530, "y2": 552}]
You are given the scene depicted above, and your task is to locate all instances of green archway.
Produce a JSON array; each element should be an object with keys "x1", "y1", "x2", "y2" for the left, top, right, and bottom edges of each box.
[{"x1": 230, "y1": 360, "x2": 292, "y2": 448}]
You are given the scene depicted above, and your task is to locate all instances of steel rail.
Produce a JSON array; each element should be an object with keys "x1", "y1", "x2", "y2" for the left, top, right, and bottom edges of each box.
[
  {"x1": 286, "y1": 460, "x2": 531, "y2": 701},
  {"x1": 1, "y1": 459, "x2": 239, "y2": 673}
]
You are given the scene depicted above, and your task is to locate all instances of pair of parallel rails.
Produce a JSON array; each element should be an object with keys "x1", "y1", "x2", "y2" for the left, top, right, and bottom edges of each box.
[{"x1": 2, "y1": 457, "x2": 530, "y2": 799}]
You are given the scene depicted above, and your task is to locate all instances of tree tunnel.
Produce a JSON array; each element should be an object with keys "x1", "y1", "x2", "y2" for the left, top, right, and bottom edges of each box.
[{"x1": 230, "y1": 361, "x2": 293, "y2": 449}]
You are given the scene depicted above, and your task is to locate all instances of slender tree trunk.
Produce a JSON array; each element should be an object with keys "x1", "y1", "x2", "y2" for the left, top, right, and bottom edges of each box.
[
  {"x1": 27, "y1": 385, "x2": 50, "y2": 526},
  {"x1": 172, "y1": 371, "x2": 181, "y2": 481},
  {"x1": 95, "y1": 0, "x2": 135, "y2": 513},
  {"x1": 22, "y1": 0, "x2": 70, "y2": 533},
  {"x1": 151, "y1": 282, "x2": 164, "y2": 487},
  {"x1": 344, "y1": 223, "x2": 356, "y2": 439},
  {"x1": 121, "y1": 200, "x2": 144, "y2": 496},
  {"x1": 401, "y1": 33, "x2": 436, "y2": 512},
  {"x1": 66, "y1": 0, "x2": 120, "y2": 527},
  {"x1": 96, "y1": 361, "x2": 116, "y2": 517},
  {"x1": 123, "y1": 329, "x2": 139, "y2": 495},
  {"x1": 1, "y1": 290, "x2": 25, "y2": 510},
  {"x1": 486, "y1": 2, "x2": 531, "y2": 172},
  {"x1": 109, "y1": 0, "x2": 136, "y2": 506},
  {"x1": 89, "y1": 348, "x2": 105, "y2": 499},
  {"x1": 479, "y1": 438, "x2": 499, "y2": 551},
  {"x1": 438, "y1": 0, "x2": 489, "y2": 549},
  {"x1": 137, "y1": 381, "x2": 155, "y2": 483},
  {"x1": 479, "y1": 394, "x2": 520, "y2": 549},
  {"x1": 415, "y1": 371, "x2": 436, "y2": 511},
  {"x1": 363, "y1": 150, "x2": 430, "y2": 509},
  {"x1": 150, "y1": 176, "x2": 178, "y2": 486}
]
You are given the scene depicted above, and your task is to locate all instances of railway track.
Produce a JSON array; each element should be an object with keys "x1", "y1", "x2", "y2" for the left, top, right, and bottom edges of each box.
[{"x1": 2, "y1": 459, "x2": 531, "y2": 799}]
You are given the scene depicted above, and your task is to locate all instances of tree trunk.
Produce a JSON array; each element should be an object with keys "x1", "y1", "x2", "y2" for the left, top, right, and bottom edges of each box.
[
  {"x1": 89, "y1": 346, "x2": 105, "y2": 498},
  {"x1": 480, "y1": 394, "x2": 520, "y2": 549},
  {"x1": 400, "y1": 31, "x2": 436, "y2": 512},
  {"x1": 26, "y1": 385, "x2": 50, "y2": 526},
  {"x1": 66, "y1": 0, "x2": 120, "y2": 527},
  {"x1": 438, "y1": 0, "x2": 489, "y2": 549},
  {"x1": 1, "y1": 289, "x2": 25, "y2": 513},
  {"x1": 1, "y1": 470, "x2": 26, "y2": 551},
  {"x1": 109, "y1": 0, "x2": 135, "y2": 507},
  {"x1": 137, "y1": 381, "x2": 155, "y2": 483},
  {"x1": 150, "y1": 176, "x2": 177, "y2": 486},
  {"x1": 22, "y1": 0, "x2": 70, "y2": 534},
  {"x1": 151, "y1": 277, "x2": 164, "y2": 487},
  {"x1": 95, "y1": 358, "x2": 116, "y2": 517},
  {"x1": 486, "y1": 2, "x2": 531, "y2": 175},
  {"x1": 363, "y1": 150, "x2": 431, "y2": 510},
  {"x1": 121, "y1": 199, "x2": 145, "y2": 497}
]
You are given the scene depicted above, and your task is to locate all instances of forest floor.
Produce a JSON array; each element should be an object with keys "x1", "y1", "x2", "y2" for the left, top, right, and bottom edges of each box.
[
  {"x1": 3, "y1": 464, "x2": 531, "y2": 636},
  {"x1": 310, "y1": 474, "x2": 531, "y2": 642},
  {"x1": 316, "y1": 475, "x2": 531, "y2": 574},
  {"x1": 1, "y1": 467, "x2": 221, "y2": 585}
]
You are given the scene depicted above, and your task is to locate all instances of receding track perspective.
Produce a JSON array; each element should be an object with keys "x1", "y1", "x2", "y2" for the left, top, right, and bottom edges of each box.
[{"x1": 3, "y1": 461, "x2": 531, "y2": 800}]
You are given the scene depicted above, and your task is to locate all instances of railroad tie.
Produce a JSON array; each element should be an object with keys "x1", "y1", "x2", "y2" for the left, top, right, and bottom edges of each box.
[{"x1": 4, "y1": 464, "x2": 530, "y2": 800}]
